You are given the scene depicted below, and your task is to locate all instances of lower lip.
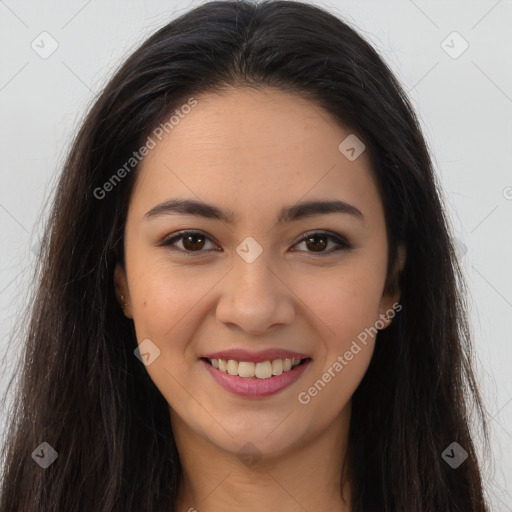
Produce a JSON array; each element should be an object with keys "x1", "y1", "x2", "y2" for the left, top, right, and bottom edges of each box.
[{"x1": 201, "y1": 358, "x2": 311, "y2": 398}]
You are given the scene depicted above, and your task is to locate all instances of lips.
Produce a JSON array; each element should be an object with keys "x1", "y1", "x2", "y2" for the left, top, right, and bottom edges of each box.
[{"x1": 199, "y1": 348, "x2": 312, "y2": 398}]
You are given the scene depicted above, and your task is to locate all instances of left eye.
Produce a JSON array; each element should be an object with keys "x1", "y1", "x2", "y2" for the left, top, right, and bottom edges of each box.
[
  {"x1": 160, "y1": 230, "x2": 350, "y2": 256},
  {"x1": 293, "y1": 231, "x2": 351, "y2": 254}
]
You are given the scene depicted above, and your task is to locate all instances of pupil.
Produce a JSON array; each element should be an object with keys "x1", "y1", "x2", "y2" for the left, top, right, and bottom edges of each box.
[
  {"x1": 307, "y1": 235, "x2": 326, "y2": 252},
  {"x1": 184, "y1": 234, "x2": 204, "y2": 251}
]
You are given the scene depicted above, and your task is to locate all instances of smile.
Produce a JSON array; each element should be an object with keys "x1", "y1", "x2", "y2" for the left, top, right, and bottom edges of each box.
[
  {"x1": 204, "y1": 357, "x2": 305, "y2": 379},
  {"x1": 200, "y1": 353, "x2": 312, "y2": 398}
]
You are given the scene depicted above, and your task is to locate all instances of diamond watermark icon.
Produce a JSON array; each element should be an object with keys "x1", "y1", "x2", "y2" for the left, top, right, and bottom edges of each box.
[
  {"x1": 441, "y1": 31, "x2": 469, "y2": 60},
  {"x1": 32, "y1": 442, "x2": 58, "y2": 469},
  {"x1": 452, "y1": 237, "x2": 467, "y2": 258},
  {"x1": 134, "y1": 338, "x2": 161, "y2": 366},
  {"x1": 237, "y1": 442, "x2": 262, "y2": 468},
  {"x1": 31, "y1": 31, "x2": 59, "y2": 59},
  {"x1": 236, "y1": 236, "x2": 263, "y2": 264},
  {"x1": 338, "y1": 134, "x2": 365, "y2": 161},
  {"x1": 441, "y1": 441, "x2": 468, "y2": 469},
  {"x1": 31, "y1": 240, "x2": 41, "y2": 256}
]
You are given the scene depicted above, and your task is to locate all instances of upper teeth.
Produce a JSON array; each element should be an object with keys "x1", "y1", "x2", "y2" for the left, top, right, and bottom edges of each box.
[{"x1": 209, "y1": 358, "x2": 302, "y2": 379}]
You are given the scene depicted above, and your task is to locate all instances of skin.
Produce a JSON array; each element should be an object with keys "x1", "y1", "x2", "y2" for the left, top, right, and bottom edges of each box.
[{"x1": 115, "y1": 87, "x2": 405, "y2": 512}]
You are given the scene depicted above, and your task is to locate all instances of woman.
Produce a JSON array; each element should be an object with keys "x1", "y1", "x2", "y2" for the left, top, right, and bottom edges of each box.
[{"x1": 0, "y1": 1, "x2": 490, "y2": 510}]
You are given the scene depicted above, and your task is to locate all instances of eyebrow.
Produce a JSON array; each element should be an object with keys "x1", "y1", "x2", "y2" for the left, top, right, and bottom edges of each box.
[{"x1": 144, "y1": 198, "x2": 364, "y2": 224}]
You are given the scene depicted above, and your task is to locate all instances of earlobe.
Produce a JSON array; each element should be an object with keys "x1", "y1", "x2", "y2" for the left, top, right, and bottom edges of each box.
[
  {"x1": 378, "y1": 243, "x2": 406, "y2": 329},
  {"x1": 391, "y1": 243, "x2": 406, "y2": 297},
  {"x1": 114, "y1": 263, "x2": 133, "y2": 318}
]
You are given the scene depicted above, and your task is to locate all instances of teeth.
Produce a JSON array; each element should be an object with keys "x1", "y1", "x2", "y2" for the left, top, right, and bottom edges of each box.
[
  {"x1": 227, "y1": 359, "x2": 239, "y2": 375},
  {"x1": 238, "y1": 361, "x2": 255, "y2": 378},
  {"x1": 208, "y1": 357, "x2": 304, "y2": 379},
  {"x1": 255, "y1": 361, "x2": 272, "y2": 379},
  {"x1": 271, "y1": 359, "x2": 283, "y2": 375}
]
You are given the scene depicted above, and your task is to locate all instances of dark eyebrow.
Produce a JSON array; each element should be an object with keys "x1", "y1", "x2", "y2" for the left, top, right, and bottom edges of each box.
[{"x1": 144, "y1": 198, "x2": 364, "y2": 224}]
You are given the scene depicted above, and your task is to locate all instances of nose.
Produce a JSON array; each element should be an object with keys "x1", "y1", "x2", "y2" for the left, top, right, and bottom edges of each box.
[{"x1": 215, "y1": 254, "x2": 295, "y2": 336}]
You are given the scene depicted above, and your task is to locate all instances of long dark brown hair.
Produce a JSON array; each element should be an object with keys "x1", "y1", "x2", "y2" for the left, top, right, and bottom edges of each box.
[{"x1": 0, "y1": 1, "x2": 490, "y2": 510}]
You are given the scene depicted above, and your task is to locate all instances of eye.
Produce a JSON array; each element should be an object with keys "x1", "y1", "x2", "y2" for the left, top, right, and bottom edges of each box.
[
  {"x1": 160, "y1": 230, "x2": 219, "y2": 254},
  {"x1": 291, "y1": 231, "x2": 351, "y2": 255},
  {"x1": 160, "y1": 230, "x2": 351, "y2": 256}
]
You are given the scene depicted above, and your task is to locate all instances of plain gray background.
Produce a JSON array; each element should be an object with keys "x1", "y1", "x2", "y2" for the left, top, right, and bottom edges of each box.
[{"x1": 0, "y1": 0, "x2": 511, "y2": 509}]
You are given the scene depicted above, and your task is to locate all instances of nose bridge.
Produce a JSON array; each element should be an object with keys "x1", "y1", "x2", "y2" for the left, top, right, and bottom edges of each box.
[
  {"x1": 215, "y1": 239, "x2": 295, "y2": 333},
  {"x1": 232, "y1": 239, "x2": 282, "y2": 303},
  {"x1": 234, "y1": 246, "x2": 276, "y2": 293}
]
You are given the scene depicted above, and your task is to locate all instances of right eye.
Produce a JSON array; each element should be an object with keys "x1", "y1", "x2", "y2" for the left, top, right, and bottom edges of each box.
[{"x1": 160, "y1": 230, "x2": 219, "y2": 255}]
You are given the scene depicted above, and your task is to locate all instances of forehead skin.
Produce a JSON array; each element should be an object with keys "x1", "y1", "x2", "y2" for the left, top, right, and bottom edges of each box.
[{"x1": 129, "y1": 87, "x2": 385, "y2": 254}]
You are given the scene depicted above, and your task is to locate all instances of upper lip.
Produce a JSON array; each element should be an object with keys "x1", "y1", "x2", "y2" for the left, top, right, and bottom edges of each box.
[{"x1": 201, "y1": 348, "x2": 311, "y2": 363}]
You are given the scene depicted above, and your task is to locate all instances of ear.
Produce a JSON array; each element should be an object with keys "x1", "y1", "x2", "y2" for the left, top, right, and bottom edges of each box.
[
  {"x1": 114, "y1": 263, "x2": 133, "y2": 319},
  {"x1": 377, "y1": 243, "x2": 406, "y2": 329}
]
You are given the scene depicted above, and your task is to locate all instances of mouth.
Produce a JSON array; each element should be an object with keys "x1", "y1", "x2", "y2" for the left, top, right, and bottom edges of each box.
[
  {"x1": 200, "y1": 352, "x2": 312, "y2": 398},
  {"x1": 201, "y1": 356, "x2": 310, "y2": 379}
]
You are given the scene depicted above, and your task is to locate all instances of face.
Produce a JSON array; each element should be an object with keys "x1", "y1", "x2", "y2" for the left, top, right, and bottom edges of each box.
[{"x1": 115, "y1": 87, "x2": 404, "y2": 460}]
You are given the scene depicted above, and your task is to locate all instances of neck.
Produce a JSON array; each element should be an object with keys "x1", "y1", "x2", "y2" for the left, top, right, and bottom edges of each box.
[{"x1": 171, "y1": 404, "x2": 353, "y2": 512}]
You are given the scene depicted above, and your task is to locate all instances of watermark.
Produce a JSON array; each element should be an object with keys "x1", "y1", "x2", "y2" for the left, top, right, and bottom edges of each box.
[
  {"x1": 31, "y1": 442, "x2": 58, "y2": 469},
  {"x1": 452, "y1": 236, "x2": 468, "y2": 259},
  {"x1": 338, "y1": 134, "x2": 365, "y2": 161},
  {"x1": 134, "y1": 338, "x2": 161, "y2": 366},
  {"x1": 441, "y1": 442, "x2": 468, "y2": 469},
  {"x1": 441, "y1": 31, "x2": 469, "y2": 60},
  {"x1": 237, "y1": 441, "x2": 262, "y2": 468},
  {"x1": 31, "y1": 31, "x2": 59, "y2": 59},
  {"x1": 94, "y1": 97, "x2": 198, "y2": 200},
  {"x1": 236, "y1": 236, "x2": 264, "y2": 263},
  {"x1": 297, "y1": 301, "x2": 402, "y2": 405}
]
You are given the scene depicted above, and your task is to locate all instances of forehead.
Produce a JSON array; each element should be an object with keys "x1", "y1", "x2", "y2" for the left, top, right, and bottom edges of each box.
[{"x1": 130, "y1": 87, "x2": 382, "y2": 227}]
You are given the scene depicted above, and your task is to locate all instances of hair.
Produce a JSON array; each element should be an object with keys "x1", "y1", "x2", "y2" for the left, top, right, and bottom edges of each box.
[{"x1": 0, "y1": 1, "x2": 490, "y2": 510}]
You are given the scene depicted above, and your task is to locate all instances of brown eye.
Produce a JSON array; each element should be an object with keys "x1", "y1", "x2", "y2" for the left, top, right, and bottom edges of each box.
[
  {"x1": 304, "y1": 234, "x2": 328, "y2": 252},
  {"x1": 161, "y1": 231, "x2": 217, "y2": 254},
  {"x1": 161, "y1": 230, "x2": 350, "y2": 257},
  {"x1": 292, "y1": 231, "x2": 351, "y2": 255},
  {"x1": 182, "y1": 233, "x2": 206, "y2": 251}
]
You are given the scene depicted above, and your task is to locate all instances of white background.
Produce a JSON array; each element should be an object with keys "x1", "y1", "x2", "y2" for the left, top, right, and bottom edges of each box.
[{"x1": 0, "y1": 0, "x2": 511, "y2": 509}]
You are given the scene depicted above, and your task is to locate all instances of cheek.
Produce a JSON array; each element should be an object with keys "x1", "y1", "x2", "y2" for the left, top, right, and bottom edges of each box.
[
  {"x1": 125, "y1": 262, "x2": 207, "y2": 412},
  {"x1": 292, "y1": 264, "x2": 383, "y2": 411},
  {"x1": 128, "y1": 267, "x2": 198, "y2": 347},
  {"x1": 123, "y1": 242, "x2": 188, "y2": 347},
  {"x1": 294, "y1": 262, "x2": 385, "y2": 348},
  {"x1": 298, "y1": 344, "x2": 373, "y2": 429}
]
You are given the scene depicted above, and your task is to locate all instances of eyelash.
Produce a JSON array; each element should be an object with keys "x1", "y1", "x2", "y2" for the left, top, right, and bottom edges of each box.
[{"x1": 160, "y1": 230, "x2": 351, "y2": 257}]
